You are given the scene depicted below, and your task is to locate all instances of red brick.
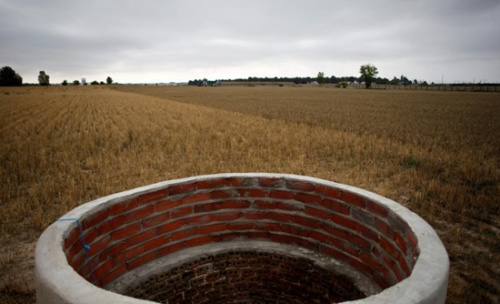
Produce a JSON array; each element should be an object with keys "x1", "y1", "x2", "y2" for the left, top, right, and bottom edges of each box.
[
  {"x1": 221, "y1": 177, "x2": 246, "y2": 187},
  {"x1": 227, "y1": 222, "x2": 254, "y2": 231},
  {"x1": 179, "y1": 192, "x2": 211, "y2": 204},
  {"x1": 237, "y1": 188, "x2": 268, "y2": 198},
  {"x1": 246, "y1": 231, "x2": 268, "y2": 239},
  {"x1": 125, "y1": 229, "x2": 157, "y2": 247},
  {"x1": 243, "y1": 212, "x2": 267, "y2": 220},
  {"x1": 258, "y1": 178, "x2": 282, "y2": 187},
  {"x1": 281, "y1": 224, "x2": 309, "y2": 237},
  {"x1": 109, "y1": 199, "x2": 139, "y2": 216},
  {"x1": 114, "y1": 245, "x2": 145, "y2": 265},
  {"x1": 269, "y1": 190, "x2": 295, "y2": 200},
  {"x1": 142, "y1": 212, "x2": 170, "y2": 228},
  {"x1": 394, "y1": 233, "x2": 408, "y2": 255},
  {"x1": 64, "y1": 227, "x2": 80, "y2": 250},
  {"x1": 111, "y1": 223, "x2": 141, "y2": 240},
  {"x1": 286, "y1": 180, "x2": 315, "y2": 192},
  {"x1": 277, "y1": 201, "x2": 303, "y2": 211},
  {"x1": 82, "y1": 209, "x2": 109, "y2": 230},
  {"x1": 321, "y1": 245, "x2": 349, "y2": 261},
  {"x1": 398, "y1": 255, "x2": 411, "y2": 277},
  {"x1": 156, "y1": 219, "x2": 184, "y2": 234},
  {"x1": 341, "y1": 191, "x2": 366, "y2": 208},
  {"x1": 158, "y1": 242, "x2": 186, "y2": 257},
  {"x1": 196, "y1": 223, "x2": 227, "y2": 235},
  {"x1": 294, "y1": 215, "x2": 321, "y2": 229},
  {"x1": 168, "y1": 183, "x2": 196, "y2": 195},
  {"x1": 375, "y1": 218, "x2": 394, "y2": 239},
  {"x1": 171, "y1": 229, "x2": 193, "y2": 241},
  {"x1": 88, "y1": 235, "x2": 112, "y2": 257},
  {"x1": 323, "y1": 199, "x2": 350, "y2": 215},
  {"x1": 215, "y1": 232, "x2": 241, "y2": 242},
  {"x1": 70, "y1": 252, "x2": 86, "y2": 271},
  {"x1": 170, "y1": 206, "x2": 192, "y2": 219},
  {"x1": 254, "y1": 222, "x2": 281, "y2": 232},
  {"x1": 373, "y1": 272, "x2": 391, "y2": 289},
  {"x1": 103, "y1": 242, "x2": 128, "y2": 259},
  {"x1": 295, "y1": 193, "x2": 322, "y2": 205},
  {"x1": 331, "y1": 214, "x2": 358, "y2": 231},
  {"x1": 221, "y1": 200, "x2": 250, "y2": 209},
  {"x1": 193, "y1": 202, "x2": 220, "y2": 213},
  {"x1": 66, "y1": 246, "x2": 76, "y2": 264},
  {"x1": 254, "y1": 200, "x2": 279, "y2": 210},
  {"x1": 407, "y1": 230, "x2": 418, "y2": 251},
  {"x1": 309, "y1": 231, "x2": 336, "y2": 245},
  {"x1": 314, "y1": 184, "x2": 341, "y2": 199},
  {"x1": 322, "y1": 224, "x2": 348, "y2": 240},
  {"x1": 213, "y1": 212, "x2": 241, "y2": 222},
  {"x1": 357, "y1": 224, "x2": 379, "y2": 242},
  {"x1": 336, "y1": 239, "x2": 361, "y2": 257},
  {"x1": 347, "y1": 234, "x2": 371, "y2": 250},
  {"x1": 155, "y1": 199, "x2": 182, "y2": 212},
  {"x1": 305, "y1": 206, "x2": 331, "y2": 219},
  {"x1": 184, "y1": 215, "x2": 211, "y2": 225},
  {"x1": 195, "y1": 179, "x2": 226, "y2": 190},
  {"x1": 138, "y1": 190, "x2": 167, "y2": 205},
  {"x1": 100, "y1": 264, "x2": 128, "y2": 286},
  {"x1": 84, "y1": 229, "x2": 99, "y2": 250},
  {"x1": 269, "y1": 233, "x2": 302, "y2": 245},
  {"x1": 143, "y1": 236, "x2": 170, "y2": 251},
  {"x1": 184, "y1": 235, "x2": 213, "y2": 247},
  {"x1": 125, "y1": 205, "x2": 154, "y2": 223},
  {"x1": 93, "y1": 260, "x2": 114, "y2": 280},
  {"x1": 70, "y1": 237, "x2": 84, "y2": 255},
  {"x1": 347, "y1": 256, "x2": 373, "y2": 277},
  {"x1": 380, "y1": 237, "x2": 401, "y2": 260},
  {"x1": 383, "y1": 256, "x2": 403, "y2": 282},
  {"x1": 97, "y1": 215, "x2": 126, "y2": 235},
  {"x1": 209, "y1": 189, "x2": 234, "y2": 199},
  {"x1": 358, "y1": 252, "x2": 384, "y2": 272},
  {"x1": 127, "y1": 251, "x2": 158, "y2": 271},
  {"x1": 268, "y1": 212, "x2": 295, "y2": 223},
  {"x1": 366, "y1": 199, "x2": 389, "y2": 218}
]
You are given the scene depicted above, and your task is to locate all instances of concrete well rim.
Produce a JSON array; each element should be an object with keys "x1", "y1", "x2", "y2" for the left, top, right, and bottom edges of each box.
[{"x1": 35, "y1": 173, "x2": 449, "y2": 304}]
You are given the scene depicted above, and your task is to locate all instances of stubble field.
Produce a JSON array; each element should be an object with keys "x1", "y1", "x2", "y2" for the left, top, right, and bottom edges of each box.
[{"x1": 0, "y1": 85, "x2": 499, "y2": 303}]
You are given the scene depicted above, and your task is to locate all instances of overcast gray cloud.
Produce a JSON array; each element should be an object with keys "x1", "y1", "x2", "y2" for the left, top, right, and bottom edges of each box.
[{"x1": 1, "y1": 0, "x2": 499, "y2": 83}]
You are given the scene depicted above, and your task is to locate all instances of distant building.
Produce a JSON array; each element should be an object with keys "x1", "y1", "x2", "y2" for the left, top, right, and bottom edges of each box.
[{"x1": 81, "y1": 78, "x2": 86, "y2": 85}]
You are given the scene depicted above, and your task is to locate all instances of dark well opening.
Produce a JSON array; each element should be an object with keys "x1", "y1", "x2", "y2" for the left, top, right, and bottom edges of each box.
[{"x1": 123, "y1": 250, "x2": 365, "y2": 304}]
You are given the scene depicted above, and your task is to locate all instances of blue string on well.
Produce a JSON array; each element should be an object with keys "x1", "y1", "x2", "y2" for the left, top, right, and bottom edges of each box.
[{"x1": 57, "y1": 218, "x2": 96, "y2": 285}]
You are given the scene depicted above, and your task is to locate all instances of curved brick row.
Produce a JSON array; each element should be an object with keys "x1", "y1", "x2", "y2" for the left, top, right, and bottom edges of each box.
[{"x1": 36, "y1": 174, "x2": 449, "y2": 304}]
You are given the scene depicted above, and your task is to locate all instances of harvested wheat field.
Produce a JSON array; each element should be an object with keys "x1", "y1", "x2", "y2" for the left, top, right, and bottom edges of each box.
[{"x1": 1, "y1": 85, "x2": 499, "y2": 303}]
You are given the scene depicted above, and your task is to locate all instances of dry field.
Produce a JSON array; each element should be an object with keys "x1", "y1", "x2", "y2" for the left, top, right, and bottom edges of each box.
[{"x1": 1, "y1": 85, "x2": 499, "y2": 303}]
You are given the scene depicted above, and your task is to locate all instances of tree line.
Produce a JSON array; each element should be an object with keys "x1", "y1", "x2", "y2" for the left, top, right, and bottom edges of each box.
[
  {"x1": 0, "y1": 66, "x2": 113, "y2": 86},
  {"x1": 188, "y1": 64, "x2": 435, "y2": 89}
]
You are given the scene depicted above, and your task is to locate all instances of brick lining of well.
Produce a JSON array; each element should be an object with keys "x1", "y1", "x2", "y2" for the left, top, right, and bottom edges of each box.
[{"x1": 62, "y1": 175, "x2": 420, "y2": 301}]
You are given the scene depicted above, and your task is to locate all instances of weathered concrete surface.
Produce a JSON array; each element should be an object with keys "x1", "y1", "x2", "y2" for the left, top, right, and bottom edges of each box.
[{"x1": 35, "y1": 173, "x2": 449, "y2": 304}]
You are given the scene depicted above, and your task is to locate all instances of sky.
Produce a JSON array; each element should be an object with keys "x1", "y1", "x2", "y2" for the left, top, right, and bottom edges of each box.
[{"x1": 1, "y1": 0, "x2": 499, "y2": 84}]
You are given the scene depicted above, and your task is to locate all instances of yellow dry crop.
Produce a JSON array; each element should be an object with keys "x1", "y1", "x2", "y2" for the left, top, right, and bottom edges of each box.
[{"x1": 0, "y1": 85, "x2": 499, "y2": 303}]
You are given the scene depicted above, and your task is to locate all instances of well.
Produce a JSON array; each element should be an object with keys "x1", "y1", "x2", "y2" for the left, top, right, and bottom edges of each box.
[{"x1": 36, "y1": 173, "x2": 449, "y2": 304}]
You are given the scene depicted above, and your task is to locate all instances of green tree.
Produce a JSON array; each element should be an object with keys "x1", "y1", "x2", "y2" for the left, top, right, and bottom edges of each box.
[
  {"x1": 38, "y1": 71, "x2": 50, "y2": 86},
  {"x1": 390, "y1": 76, "x2": 400, "y2": 85},
  {"x1": 0, "y1": 66, "x2": 23, "y2": 86},
  {"x1": 62, "y1": 80, "x2": 68, "y2": 86},
  {"x1": 317, "y1": 72, "x2": 325, "y2": 86},
  {"x1": 359, "y1": 64, "x2": 378, "y2": 89},
  {"x1": 73, "y1": 80, "x2": 80, "y2": 85},
  {"x1": 106, "y1": 76, "x2": 112, "y2": 84}
]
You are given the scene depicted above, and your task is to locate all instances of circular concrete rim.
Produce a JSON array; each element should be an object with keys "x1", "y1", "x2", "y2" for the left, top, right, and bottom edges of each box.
[{"x1": 35, "y1": 173, "x2": 449, "y2": 304}]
